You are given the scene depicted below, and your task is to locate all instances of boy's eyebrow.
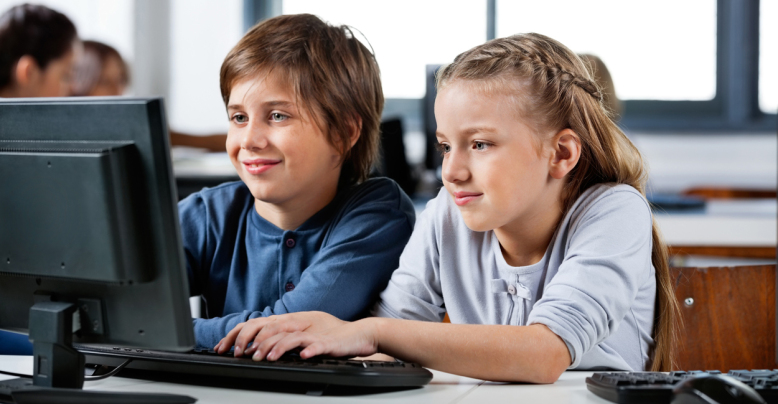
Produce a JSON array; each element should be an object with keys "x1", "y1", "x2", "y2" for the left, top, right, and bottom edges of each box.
[
  {"x1": 265, "y1": 100, "x2": 295, "y2": 107},
  {"x1": 226, "y1": 100, "x2": 295, "y2": 111}
]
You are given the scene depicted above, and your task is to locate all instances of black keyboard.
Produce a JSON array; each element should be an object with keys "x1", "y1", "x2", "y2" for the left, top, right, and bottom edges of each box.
[
  {"x1": 75, "y1": 344, "x2": 433, "y2": 389},
  {"x1": 586, "y1": 370, "x2": 778, "y2": 404}
]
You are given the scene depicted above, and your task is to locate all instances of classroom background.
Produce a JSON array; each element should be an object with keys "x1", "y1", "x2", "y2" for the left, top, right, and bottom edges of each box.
[
  {"x1": 1, "y1": 0, "x2": 776, "y2": 269},
  {"x1": 1, "y1": 1, "x2": 778, "y2": 400}
]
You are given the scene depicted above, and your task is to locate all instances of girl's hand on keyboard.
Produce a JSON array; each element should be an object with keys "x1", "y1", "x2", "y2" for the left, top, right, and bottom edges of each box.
[
  {"x1": 257, "y1": 318, "x2": 380, "y2": 362},
  {"x1": 215, "y1": 311, "x2": 345, "y2": 357}
]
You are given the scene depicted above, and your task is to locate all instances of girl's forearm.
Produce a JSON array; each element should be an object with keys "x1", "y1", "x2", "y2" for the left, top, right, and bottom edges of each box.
[{"x1": 370, "y1": 318, "x2": 571, "y2": 383}]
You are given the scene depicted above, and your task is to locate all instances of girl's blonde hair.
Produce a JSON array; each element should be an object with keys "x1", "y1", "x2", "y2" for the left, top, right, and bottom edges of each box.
[{"x1": 437, "y1": 33, "x2": 680, "y2": 371}]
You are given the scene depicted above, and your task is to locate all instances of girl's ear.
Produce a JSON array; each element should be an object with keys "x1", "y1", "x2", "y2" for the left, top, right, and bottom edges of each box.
[{"x1": 549, "y1": 128, "x2": 581, "y2": 180}]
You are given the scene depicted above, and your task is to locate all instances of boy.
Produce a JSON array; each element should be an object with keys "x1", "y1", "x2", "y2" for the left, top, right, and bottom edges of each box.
[{"x1": 179, "y1": 14, "x2": 416, "y2": 349}]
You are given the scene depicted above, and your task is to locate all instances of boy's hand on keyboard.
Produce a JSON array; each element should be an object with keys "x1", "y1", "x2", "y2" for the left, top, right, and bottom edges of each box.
[
  {"x1": 256, "y1": 318, "x2": 380, "y2": 362},
  {"x1": 215, "y1": 311, "x2": 345, "y2": 357}
]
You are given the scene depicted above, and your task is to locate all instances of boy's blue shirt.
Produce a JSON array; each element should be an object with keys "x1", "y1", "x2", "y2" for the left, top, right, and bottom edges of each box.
[{"x1": 179, "y1": 177, "x2": 415, "y2": 348}]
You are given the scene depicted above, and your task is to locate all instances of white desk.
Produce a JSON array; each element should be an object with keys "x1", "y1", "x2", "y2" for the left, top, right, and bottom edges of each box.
[
  {"x1": 654, "y1": 199, "x2": 777, "y2": 247},
  {"x1": 0, "y1": 355, "x2": 610, "y2": 403}
]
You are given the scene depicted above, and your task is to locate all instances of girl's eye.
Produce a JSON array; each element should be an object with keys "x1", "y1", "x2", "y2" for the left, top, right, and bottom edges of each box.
[
  {"x1": 473, "y1": 141, "x2": 490, "y2": 151},
  {"x1": 270, "y1": 113, "x2": 288, "y2": 122},
  {"x1": 436, "y1": 143, "x2": 451, "y2": 155},
  {"x1": 232, "y1": 114, "x2": 248, "y2": 124}
]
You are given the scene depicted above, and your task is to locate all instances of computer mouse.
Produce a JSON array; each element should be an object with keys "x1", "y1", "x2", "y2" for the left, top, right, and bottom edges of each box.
[{"x1": 671, "y1": 374, "x2": 766, "y2": 404}]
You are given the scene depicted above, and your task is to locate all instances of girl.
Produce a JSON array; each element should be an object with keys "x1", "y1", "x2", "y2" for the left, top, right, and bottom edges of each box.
[{"x1": 215, "y1": 33, "x2": 680, "y2": 383}]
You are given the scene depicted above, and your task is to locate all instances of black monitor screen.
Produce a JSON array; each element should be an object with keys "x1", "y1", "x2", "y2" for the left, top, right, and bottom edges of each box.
[{"x1": 0, "y1": 97, "x2": 194, "y2": 388}]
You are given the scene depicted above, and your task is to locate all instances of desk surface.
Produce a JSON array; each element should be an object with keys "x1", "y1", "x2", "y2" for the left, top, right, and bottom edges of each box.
[
  {"x1": 654, "y1": 199, "x2": 776, "y2": 247},
  {"x1": 0, "y1": 355, "x2": 610, "y2": 403}
]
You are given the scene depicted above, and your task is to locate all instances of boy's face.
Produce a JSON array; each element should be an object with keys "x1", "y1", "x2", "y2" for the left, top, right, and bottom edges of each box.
[{"x1": 226, "y1": 73, "x2": 343, "y2": 216}]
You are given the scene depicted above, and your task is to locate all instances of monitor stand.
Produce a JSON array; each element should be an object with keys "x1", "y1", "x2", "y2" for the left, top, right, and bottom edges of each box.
[{"x1": 0, "y1": 302, "x2": 196, "y2": 404}]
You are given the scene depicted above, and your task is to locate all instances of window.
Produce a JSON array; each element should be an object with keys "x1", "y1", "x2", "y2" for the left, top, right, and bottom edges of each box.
[
  {"x1": 496, "y1": 0, "x2": 717, "y2": 102},
  {"x1": 282, "y1": 0, "x2": 486, "y2": 99},
  {"x1": 168, "y1": 0, "x2": 244, "y2": 134},
  {"x1": 760, "y1": 0, "x2": 777, "y2": 114}
]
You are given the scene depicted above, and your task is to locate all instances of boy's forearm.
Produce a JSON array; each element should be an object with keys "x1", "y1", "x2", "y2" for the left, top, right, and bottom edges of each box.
[{"x1": 371, "y1": 318, "x2": 571, "y2": 383}]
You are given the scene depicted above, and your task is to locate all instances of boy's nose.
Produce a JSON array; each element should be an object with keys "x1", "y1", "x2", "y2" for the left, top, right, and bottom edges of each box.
[
  {"x1": 441, "y1": 150, "x2": 470, "y2": 184},
  {"x1": 240, "y1": 123, "x2": 269, "y2": 150}
]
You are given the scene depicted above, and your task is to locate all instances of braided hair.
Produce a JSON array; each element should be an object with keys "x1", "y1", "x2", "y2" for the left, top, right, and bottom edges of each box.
[{"x1": 437, "y1": 33, "x2": 680, "y2": 372}]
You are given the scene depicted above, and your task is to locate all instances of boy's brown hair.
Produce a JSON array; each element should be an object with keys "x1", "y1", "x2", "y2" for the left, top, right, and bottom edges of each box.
[{"x1": 220, "y1": 14, "x2": 383, "y2": 186}]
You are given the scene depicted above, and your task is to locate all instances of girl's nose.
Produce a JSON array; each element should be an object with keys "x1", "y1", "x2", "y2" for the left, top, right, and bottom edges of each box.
[{"x1": 441, "y1": 149, "x2": 470, "y2": 184}]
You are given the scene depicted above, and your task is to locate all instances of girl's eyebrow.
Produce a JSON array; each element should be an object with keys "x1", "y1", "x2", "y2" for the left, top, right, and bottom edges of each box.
[
  {"x1": 463, "y1": 126, "x2": 498, "y2": 136},
  {"x1": 436, "y1": 126, "x2": 498, "y2": 139}
]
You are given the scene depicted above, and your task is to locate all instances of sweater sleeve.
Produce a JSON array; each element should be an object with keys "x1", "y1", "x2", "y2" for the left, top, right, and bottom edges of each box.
[
  {"x1": 178, "y1": 193, "x2": 211, "y2": 298},
  {"x1": 192, "y1": 180, "x2": 415, "y2": 348},
  {"x1": 372, "y1": 191, "x2": 447, "y2": 322},
  {"x1": 527, "y1": 189, "x2": 654, "y2": 368}
]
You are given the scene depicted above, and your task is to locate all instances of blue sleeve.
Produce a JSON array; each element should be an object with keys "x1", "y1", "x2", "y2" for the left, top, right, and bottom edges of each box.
[
  {"x1": 192, "y1": 181, "x2": 415, "y2": 349},
  {"x1": 178, "y1": 193, "x2": 211, "y2": 298}
]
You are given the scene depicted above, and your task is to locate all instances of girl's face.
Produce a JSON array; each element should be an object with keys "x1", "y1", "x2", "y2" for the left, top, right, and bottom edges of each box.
[
  {"x1": 435, "y1": 81, "x2": 559, "y2": 233},
  {"x1": 225, "y1": 73, "x2": 344, "y2": 216}
]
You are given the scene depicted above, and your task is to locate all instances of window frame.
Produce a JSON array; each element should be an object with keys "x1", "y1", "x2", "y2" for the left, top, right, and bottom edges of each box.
[
  {"x1": 246, "y1": 0, "x2": 776, "y2": 133},
  {"x1": 618, "y1": 0, "x2": 775, "y2": 132}
]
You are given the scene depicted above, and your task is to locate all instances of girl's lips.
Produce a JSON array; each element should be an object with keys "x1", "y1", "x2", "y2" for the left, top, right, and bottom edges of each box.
[
  {"x1": 242, "y1": 159, "x2": 280, "y2": 175},
  {"x1": 453, "y1": 191, "x2": 483, "y2": 206}
]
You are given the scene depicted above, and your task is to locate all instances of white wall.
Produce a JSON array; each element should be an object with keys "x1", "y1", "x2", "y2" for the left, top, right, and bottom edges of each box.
[{"x1": 167, "y1": 0, "x2": 243, "y2": 135}]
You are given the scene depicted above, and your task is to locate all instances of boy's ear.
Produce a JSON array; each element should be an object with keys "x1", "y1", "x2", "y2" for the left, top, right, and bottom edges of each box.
[
  {"x1": 14, "y1": 55, "x2": 40, "y2": 87},
  {"x1": 348, "y1": 117, "x2": 362, "y2": 149},
  {"x1": 549, "y1": 128, "x2": 581, "y2": 180}
]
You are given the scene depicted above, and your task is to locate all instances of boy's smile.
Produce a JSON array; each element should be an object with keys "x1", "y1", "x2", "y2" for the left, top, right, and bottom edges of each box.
[
  {"x1": 225, "y1": 72, "x2": 343, "y2": 230},
  {"x1": 242, "y1": 158, "x2": 281, "y2": 175}
]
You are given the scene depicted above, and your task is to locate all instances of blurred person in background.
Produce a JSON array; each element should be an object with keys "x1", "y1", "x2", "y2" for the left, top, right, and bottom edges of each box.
[
  {"x1": 0, "y1": 3, "x2": 78, "y2": 98},
  {"x1": 71, "y1": 39, "x2": 227, "y2": 152},
  {"x1": 0, "y1": 2, "x2": 79, "y2": 354},
  {"x1": 579, "y1": 54, "x2": 622, "y2": 121},
  {"x1": 71, "y1": 39, "x2": 128, "y2": 97}
]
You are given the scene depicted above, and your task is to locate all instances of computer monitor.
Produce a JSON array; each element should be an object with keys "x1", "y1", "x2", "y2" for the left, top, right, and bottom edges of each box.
[{"x1": 0, "y1": 97, "x2": 195, "y2": 390}]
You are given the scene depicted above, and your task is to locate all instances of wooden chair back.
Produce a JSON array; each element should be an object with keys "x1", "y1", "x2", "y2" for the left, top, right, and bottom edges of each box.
[
  {"x1": 681, "y1": 187, "x2": 777, "y2": 199},
  {"x1": 671, "y1": 264, "x2": 776, "y2": 371}
]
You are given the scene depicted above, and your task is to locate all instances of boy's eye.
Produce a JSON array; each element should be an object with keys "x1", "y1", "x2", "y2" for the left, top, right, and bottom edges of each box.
[
  {"x1": 232, "y1": 114, "x2": 248, "y2": 124},
  {"x1": 473, "y1": 141, "x2": 490, "y2": 151},
  {"x1": 270, "y1": 113, "x2": 288, "y2": 122},
  {"x1": 436, "y1": 143, "x2": 451, "y2": 154}
]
